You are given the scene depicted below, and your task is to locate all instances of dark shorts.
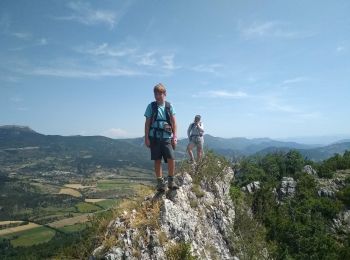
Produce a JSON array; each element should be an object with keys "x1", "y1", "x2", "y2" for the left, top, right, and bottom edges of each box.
[{"x1": 150, "y1": 137, "x2": 175, "y2": 163}]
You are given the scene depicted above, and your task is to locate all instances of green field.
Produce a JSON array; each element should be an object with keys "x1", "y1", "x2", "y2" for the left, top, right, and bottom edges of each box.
[
  {"x1": 0, "y1": 165, "x2": 154, "y2": 258},
  {"x1": 97, "y1": 179, "x2": 135, "y2": 190},
  {"x1": 75, "y1": 202, "x2": 102, "y2": 213},
  {"x1": 95, "y1": 199, "x2": 119, "y2": 209},
  {"x1": 58, "y1": 223, "x2": 88, "y2": 233},
  {"x1": 1, "y1": 226, "x2": 56, "y2": 247}
]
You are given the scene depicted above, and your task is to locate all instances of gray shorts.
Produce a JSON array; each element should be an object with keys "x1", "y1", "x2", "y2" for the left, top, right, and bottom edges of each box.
[
  {"x1": 188, "y1": 136, "x2": 204, "y2": 150},
  {"x1": 150, "y1": 138, "x2": 175, "y2": 163}
]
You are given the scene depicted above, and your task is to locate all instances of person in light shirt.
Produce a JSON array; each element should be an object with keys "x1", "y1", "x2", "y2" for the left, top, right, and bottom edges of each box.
[{"x1": 187, "y1": 115, "x2": 204, "y2": 163}]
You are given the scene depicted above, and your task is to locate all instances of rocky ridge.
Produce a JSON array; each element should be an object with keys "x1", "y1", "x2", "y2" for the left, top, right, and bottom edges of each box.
[{"x1": 91, "y1": 166, "x2": 236, "y2": 260}]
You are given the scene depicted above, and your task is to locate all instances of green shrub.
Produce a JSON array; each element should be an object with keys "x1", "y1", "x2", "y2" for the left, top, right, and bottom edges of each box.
[
  {"x1": 166, "y1": 242, "x2": 196, "y2": 260},
  {"x1": 337, "y1": 186, "x2": 350, "y2": 207}
]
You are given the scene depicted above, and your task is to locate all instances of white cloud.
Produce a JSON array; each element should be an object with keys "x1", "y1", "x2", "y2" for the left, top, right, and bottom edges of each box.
[
  {"x1": 191, "y1": 63, "x2": 223, "y2": 74},
  {"x1": 281, "y1": 77, "x2": 308, "y2": 85},
  {"x1": 162, "y1": 54, "x2": 179, "y2": 70},
  {"x1": 193, "y1": 90, "x2": 248, "y2": 99},
  {"x1": 54, "y1": 1, "x2": 121, "y2": 29},
  {"x1": 263, "y1": 95, "x2": 299, "y2": 113},
  {"x1": 137, "y1": 51, "x2": 157, "y2": 66},
  {"x1": 18, "y1": 66, "x2": 145, "y2": 78},
  {"x1": 101, "y1": 128, "x2": 133, "y2": 138},
  {"x1": 76, "y1": 42, "x2": 136, "y2": 57},
  {"x1": 239, "y1": 20, "x2": 314, "y2": 39},
  {"x1": 11, "y1": 32, "x2": 32, "y2": 39}
]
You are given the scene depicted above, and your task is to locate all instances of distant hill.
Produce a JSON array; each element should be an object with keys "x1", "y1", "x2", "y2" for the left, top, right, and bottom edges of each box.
[
  {"x1": 300, "y1": 141, "x2": 350, "y2": 161},
  {"x1": 254, "y1": 142, "x2": 350, "y2": 161},
  {"x1": 0, "y1": 125, "x2": 152, "y2": 171},
  {"x1": 1, "y1": 126, "x2": 349, "y2": 167}
]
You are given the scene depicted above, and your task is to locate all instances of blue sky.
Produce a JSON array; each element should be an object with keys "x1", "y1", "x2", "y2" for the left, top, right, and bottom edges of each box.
[{"x1": 1, "y1": 0, "x2": 350, "y2": 140}]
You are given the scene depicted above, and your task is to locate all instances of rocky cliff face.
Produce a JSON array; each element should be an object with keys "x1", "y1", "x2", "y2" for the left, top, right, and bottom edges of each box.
[{"x1": 91, "y1": 167, "x2": 236, "y2": 260}]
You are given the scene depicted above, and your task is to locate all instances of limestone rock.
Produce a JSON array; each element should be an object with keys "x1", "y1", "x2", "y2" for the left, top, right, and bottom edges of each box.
[
  {"x1": 92, "y1": 167, "x2": 237, "y2": 260},
  {"x1": 242, "y1": 181, "x2": 260, "y2": 193},
  {"x1": 278, "y1": 177, "x2": 296, "y2": 199},
  {"x1": 303, "y1": 165, "x2": 317, "y2": 175}
]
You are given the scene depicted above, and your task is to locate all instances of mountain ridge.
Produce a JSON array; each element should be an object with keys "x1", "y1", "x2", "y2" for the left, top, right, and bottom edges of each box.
[{"x1": 1, "y1": 125, "x2": 349, "y2": 163}]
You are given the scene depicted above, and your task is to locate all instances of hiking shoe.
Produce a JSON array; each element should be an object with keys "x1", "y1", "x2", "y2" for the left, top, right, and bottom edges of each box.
[
  {"x1": 156, "y1": 177, "x2": 166, "y2": 192},
  {"x1": 167, "y1": 176, "x2": 178, "y2": 190}
]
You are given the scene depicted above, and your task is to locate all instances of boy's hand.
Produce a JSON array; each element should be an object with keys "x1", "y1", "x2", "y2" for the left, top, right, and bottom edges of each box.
[
  {"x1": 171, "y1": 136, "x2": 177, "y2": 149},
  {"x1": 145, "y1": 137, "x2": 151, "y2": 148}
]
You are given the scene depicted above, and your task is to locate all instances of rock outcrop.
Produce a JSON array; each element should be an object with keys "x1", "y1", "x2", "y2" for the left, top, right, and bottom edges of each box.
[
  {"x1": 278, "y1": 177, "x2": 297, "y2": 199},
  {"x1": 241, "y1": 181, "x2": 260, "y2": 194},
  {"x1": 91, "y1": 167, "x2": 236, "y2": 260},
  {"x1": 302, "y1": 165, "x2": 317, "y2": 176},
  {"x1": 332, "y1": 210, "x2": 350, "y2": 234}
]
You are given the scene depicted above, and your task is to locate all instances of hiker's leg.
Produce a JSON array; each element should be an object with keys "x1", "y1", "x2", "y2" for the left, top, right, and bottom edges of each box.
[
  {"x1": 197, "y1": 146, "x2": 203, "y2": 161},
  {"x1": 154, "y1": 159, "x2": 162, "y2": 178},
  {"x1": 187, "y1": 143, "x2": 195, "y2": 161},
  {"x1": 167, "y1": 159, "x2": 175, "y2": 177}
]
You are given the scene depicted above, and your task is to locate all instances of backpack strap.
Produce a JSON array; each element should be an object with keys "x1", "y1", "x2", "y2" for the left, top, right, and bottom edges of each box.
[
  {"x1": 165, "y1": 101, "x2": 172, "y2": 127},
  {"x1": 151, "y1": 101, "x2": 158, "y2": 125},
  {"x1": 190, "y1": 123, "x2": 196, "y2": 137}
]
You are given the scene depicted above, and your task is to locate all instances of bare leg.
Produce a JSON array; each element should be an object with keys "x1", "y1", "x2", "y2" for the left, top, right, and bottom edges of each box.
[
  {"x1": 197, "y1": 146, "x2": 203, "y2": 161},
  {"x1": 154, "y1": 160, "x2": 162, "y2": 178},
  {"x1": 187, "y1": 143, "x2": 195, "y2": 161},
  {"x1": 167, "y1": 159, "x2": 175, "y2": 176}
]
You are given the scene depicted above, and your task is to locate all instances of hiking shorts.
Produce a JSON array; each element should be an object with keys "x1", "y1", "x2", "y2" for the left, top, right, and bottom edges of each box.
[
  {"x1": 150, "y1": 137, "x2": 175, "y2": 163},
  {"x1": 188, "y1": 136, "x2": 204, "y2": 150}
]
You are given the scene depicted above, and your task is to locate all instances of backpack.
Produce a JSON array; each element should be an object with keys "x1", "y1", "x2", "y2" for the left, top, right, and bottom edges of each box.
[
  {"x1": 189, "y1": 122, "x2": 203, "y2": 137},
  {"x1": 150, "y1": 101, "x2": 173, "y2": 139}
]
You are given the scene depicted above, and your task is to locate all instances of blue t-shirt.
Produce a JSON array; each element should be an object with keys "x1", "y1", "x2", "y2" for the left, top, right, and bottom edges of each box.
[{"x1": 144, "y1": 102, "x2": 176, "y2": 139}]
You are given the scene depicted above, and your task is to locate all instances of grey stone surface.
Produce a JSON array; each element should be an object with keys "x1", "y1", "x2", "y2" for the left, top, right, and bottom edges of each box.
[{"x1": 92, "y1": 167, "x2": 237, "y2": 260}]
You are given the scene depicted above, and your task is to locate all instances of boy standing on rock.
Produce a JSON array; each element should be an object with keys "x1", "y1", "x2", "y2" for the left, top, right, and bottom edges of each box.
[{"x1": 144, "y1": 83, "x2": 178, "y2": 192}]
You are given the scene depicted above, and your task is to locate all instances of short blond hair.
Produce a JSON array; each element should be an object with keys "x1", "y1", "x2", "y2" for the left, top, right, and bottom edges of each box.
[{"x1": 153, "y1": 83, "x2": 166, "y2": 94}]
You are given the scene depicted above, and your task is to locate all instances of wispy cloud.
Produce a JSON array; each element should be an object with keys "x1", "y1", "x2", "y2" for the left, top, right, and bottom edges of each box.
[
  {"x1": 0, "y1": 75, "x2": 21, "y2": 83},
  {"x1": 281, "y1": 77, "x2": 309, "y2": 85},
  {"x1": 266, "y1": 100, "x2": 298, "y2": 113},
  {"x1": 9, "y1": 37, "x2": 49, "y2": 51},
  {"x1": 239, "y1": 20, "x2": 315, "y2": 39},
  {"x1": 73, "y1": 42, "x2": 180, "y2": 75},
  {"x1": 161, "y1": 54, "x2": 180, "y2": 70},
  {"x1": 136, "y1": 51, "x2": 157, "y2": 66},
  {"x1": 11, "y1": 32, "x2": 32, "y2": 39},
  {"x1": 101, "y1": 128, "x2": 134, "y2": 138},
  {"x1": 53, "y1": 1, "x2": 126, "y2": 29},
  {"x1": 191, "y1": 63, "x2": 223, "y2": 75},
  {"x1": 75, "y1": 42, "x2": 136, "y2": 57},
  {"x1": 17, "y1": 66, "x2": 145, "y2": 78},
  {"x1": 193, "y1": 90, "x2": 248, "y2": 99}
]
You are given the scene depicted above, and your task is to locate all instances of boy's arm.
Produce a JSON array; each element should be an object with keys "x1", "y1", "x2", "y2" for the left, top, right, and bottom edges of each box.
[
  {"x1": 144, "y1": 117, "x2": 151, "y2": 147},
  {"x1": 170, "y1": 115, "x2": 177, "y2": 140}
]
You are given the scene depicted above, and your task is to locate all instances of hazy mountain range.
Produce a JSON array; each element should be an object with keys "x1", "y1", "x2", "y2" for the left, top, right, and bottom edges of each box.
[{"x1": 1, "y1": 125, "x2": 350, "y2": 170}]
